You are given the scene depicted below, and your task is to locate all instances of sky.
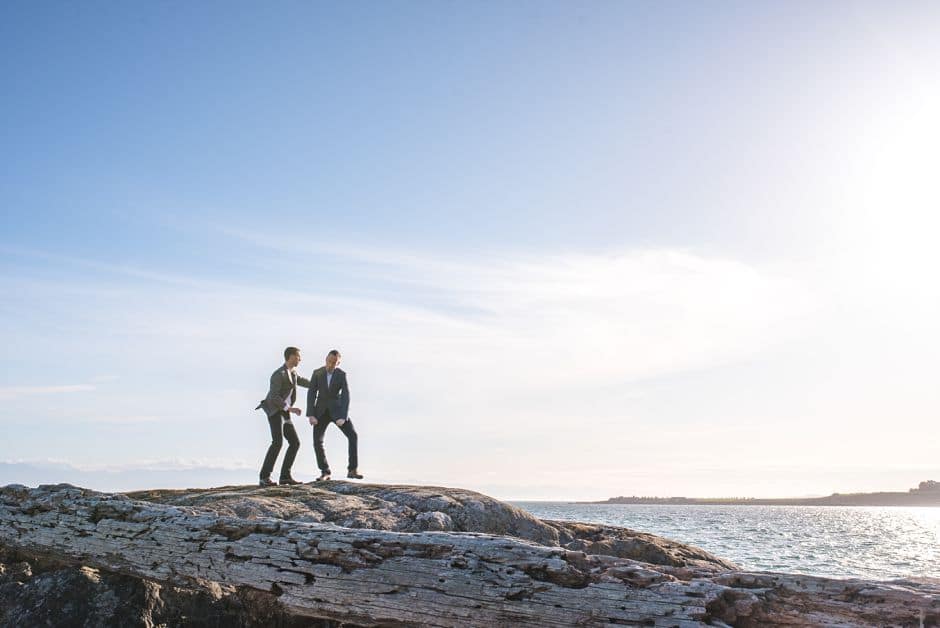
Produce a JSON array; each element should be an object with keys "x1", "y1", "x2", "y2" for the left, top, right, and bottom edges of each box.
[{"x1": 2, "y1": 1, "x2": 939, "y2": 500}]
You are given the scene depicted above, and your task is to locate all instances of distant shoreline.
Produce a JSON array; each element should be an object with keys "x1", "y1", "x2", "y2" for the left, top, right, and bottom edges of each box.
[
  {"x1": 588, "y1": 486, "x2": 940, "y2": 507},
  {"x1": 577, "y1": 492, "x2": 940, "y2": 507}
]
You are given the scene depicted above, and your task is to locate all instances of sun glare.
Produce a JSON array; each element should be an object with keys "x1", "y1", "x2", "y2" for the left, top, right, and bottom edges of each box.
[{"x1": 835, "y1": 83, "x2": 940, "y2": 309}]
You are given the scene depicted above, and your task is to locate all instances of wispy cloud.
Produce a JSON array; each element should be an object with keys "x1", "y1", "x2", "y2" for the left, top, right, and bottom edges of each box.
[
  {"x1": 0, "y1": 244, "x2": 236, "y2": 290},
  {"x1": 0, "y1": 385, "x2": 96, "y2": 401},
  {"x1": 1, "y1": 457, "x2": 255, "y2": 472},
  {"x1": 0, "y1": 459, "x2": 256, "y2": 493},
  {"x1": 1, "y1": 241, "x2": 813, "y2": 408},
  {"x1": 70, "y1": 415, "x2": 161, "y2": 425},
  {"x1": 0, "y1": 238, "x2": 824, "y2": 497}
]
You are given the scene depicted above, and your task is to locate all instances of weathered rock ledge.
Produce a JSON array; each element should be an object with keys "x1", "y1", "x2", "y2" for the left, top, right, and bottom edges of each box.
[{"x1": 1, "y1": 482, "x2": 938, "y2": 627}]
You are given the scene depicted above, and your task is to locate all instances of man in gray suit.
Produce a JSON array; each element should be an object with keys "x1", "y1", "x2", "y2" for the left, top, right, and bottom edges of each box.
[
  {"x1": 307, "y1": 349, "x2": 362, "y2": 481},
  {"x1": 256, "y1": 346, "x2": 310, "y2": 486}
]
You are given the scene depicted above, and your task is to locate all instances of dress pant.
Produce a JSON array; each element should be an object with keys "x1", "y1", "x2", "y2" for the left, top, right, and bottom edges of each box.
[
  {"x1": 312, "y1": 409, "x2": 358, "y2": 473},
  {"x1": 260, "y1": 411, "x2": 300, "y2": 480}
]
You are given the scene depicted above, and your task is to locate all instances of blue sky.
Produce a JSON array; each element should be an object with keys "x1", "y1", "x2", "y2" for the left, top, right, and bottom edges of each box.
[{"x1": 2, "y1": 2, "x2": 939, "y2": 499}]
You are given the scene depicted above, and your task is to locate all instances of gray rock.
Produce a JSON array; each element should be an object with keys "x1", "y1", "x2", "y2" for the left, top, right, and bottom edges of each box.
[
  {"x1": 125, "y1": 482, "x2": 734, "y2": 569},
  {"x1": 1, "y1": 482, "x2": 938, "y2": 627},
  {"x1": 415, "y1": 511, "x2": 454, "y2": 531},
  {"x1": 0, "y1": 549, "x2": 326, "y2": 627}
]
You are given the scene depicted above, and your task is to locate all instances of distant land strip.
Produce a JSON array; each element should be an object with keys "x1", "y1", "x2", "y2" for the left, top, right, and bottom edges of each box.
[{"x1": 591, "y1": 481, "x2": 940, "y2": 507}]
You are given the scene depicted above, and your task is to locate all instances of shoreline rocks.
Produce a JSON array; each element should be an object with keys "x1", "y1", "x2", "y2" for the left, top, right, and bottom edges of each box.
[
  {"x1": 2, "y1": 482, "x2": 938, "y2": 627},
  {"x1": 125, "y1": 482, "x2": 738, "y2": 571}
]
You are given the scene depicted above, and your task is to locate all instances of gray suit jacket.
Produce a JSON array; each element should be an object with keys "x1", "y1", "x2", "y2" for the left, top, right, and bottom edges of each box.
[
  {"x1": 306, "y1": 366, "x2": 349, "y2": 420},
  {"x1": 257, "y1": 365, "x2": 311, "y2": 417}
]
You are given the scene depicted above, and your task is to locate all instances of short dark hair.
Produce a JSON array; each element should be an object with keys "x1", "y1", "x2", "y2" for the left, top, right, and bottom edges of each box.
[
  {"x1": 284, "y1": 346, "x2": 300, "y2": 360},
  {"x1": 327, "y1": 349, "x2": 341, "y2": 358}
]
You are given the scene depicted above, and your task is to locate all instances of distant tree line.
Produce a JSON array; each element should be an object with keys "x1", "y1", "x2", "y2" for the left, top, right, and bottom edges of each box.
[{"x1": 911, "y1": 480, "x2": 940, "y2": 493}]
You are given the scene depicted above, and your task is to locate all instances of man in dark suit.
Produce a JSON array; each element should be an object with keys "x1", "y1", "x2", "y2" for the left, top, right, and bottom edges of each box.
[
  {"x1": 306, "y1": 349, "x2": 362, "y2": 481},
  {"x1": 256, "y1": 346, "x2": 310, "y2": 486}
]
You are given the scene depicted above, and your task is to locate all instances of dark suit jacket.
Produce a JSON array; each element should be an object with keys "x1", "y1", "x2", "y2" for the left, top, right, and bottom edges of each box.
[
  {"x1": 257, "y1": 365, "x2": 311, "y2": 417},
  {"x1": 306, "y1": 366, "x2": 349, "y2": 420}
]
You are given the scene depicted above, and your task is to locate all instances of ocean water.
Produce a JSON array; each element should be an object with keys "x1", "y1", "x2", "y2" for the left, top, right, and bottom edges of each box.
[{"x1": 512, "y1": 502, "x2": 940, "y2": 581}]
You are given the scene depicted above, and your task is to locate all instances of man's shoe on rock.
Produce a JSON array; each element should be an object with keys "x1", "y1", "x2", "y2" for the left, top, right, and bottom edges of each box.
[
  {"x1": 315, "y1": 472, "x2": 331, "y2": 482},
  {"x1": 347, "y1": 470, "x2": 364, "y2": 479},
  {"x1": 258, "y1": 477, "x2": 277, "y2": 487},
  {"x1": 279, "y1": 476, "x2": 301, "y2": 486}
]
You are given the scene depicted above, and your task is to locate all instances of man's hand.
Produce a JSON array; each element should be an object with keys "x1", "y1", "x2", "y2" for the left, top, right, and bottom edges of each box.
[
  {"x1": 308, "y1": 416, "x2": 317, "y2": 426},
  {"x1": 289, "y1": 407, "x2": 301, "y2": 415},
  {"x1": 335, "y1": 418, "x2": 346, "y2": 427}
]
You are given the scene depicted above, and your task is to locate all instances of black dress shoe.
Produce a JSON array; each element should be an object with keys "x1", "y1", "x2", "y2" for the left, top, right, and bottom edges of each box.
[
  {"x1": 315, "y1": 472, "x2": 331, "y2": 482},
  {"x1": 279, "y1": 477, "x2": 301, "y2": 485},
  {"x1": 346, "y1": 470, "x2": 364, "y2": 479},
  {"x1": 259, "y1": 477, "x2": 277, "y2": 487}
]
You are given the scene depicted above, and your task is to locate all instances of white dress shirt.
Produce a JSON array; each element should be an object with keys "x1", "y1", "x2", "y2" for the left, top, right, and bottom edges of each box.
[
  {"x1": 283, "y1": 368, "x2": 295, "y2": 410},
  {"x1": 283, "y1": 367, "x2": 295, "y2": 423}
]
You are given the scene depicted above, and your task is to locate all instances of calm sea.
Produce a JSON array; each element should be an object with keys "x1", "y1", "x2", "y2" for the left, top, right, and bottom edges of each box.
[{"x1": 512, "y1": 502, "x2": 940, "y2": 581}]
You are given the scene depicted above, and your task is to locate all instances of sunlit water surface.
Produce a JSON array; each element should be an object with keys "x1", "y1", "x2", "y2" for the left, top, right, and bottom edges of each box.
[{"x1": 512, "y1": 502, "x2": 940, "y2": 581}]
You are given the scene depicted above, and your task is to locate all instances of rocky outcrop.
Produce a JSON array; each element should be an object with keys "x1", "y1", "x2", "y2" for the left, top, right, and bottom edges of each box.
[
  {"x1": 125, "y1": 482, "x2": 737, "y2": 570},
  {"x1": 0, "y1": 548, "x2": 319, "y2": 628},
  {"x1": 1, "y1": 482, "x2": 938, "y2": 627}
]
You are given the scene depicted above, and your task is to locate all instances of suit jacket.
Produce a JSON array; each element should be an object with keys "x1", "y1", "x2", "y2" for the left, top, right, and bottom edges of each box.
[
  {"x1": 306, "y1": 366, "x2": 349, "y2": 420},
  {"x1": 257, "y1": 365, "x2": 311, "y2": 417}
]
